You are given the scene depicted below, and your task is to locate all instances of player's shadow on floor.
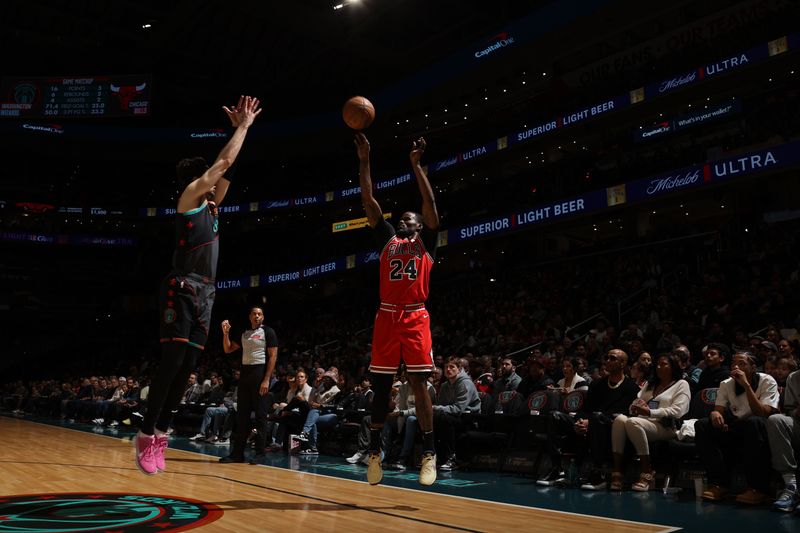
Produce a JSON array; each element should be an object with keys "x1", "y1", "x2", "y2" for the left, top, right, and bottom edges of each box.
[{"x1": 210, "y1": 500, "x2": 418, "y2": 512}]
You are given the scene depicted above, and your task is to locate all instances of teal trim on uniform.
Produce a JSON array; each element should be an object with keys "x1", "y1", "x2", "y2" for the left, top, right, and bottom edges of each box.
[
  {"x1": 181, "y1": 201, "x2": 208, "y2": 217},
  {"x1": 187, "y1": 341, "x2": 205, "y2": 350}
]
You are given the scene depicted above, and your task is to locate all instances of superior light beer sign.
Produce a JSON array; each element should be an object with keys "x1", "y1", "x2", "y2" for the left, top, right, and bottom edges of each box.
[{"x1": 333, "y1": 213, "x2": 391, "y2": 233}]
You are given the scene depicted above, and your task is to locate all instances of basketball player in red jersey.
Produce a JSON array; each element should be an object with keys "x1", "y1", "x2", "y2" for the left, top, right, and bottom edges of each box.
[{"x1": 354, "y1": 132, "x2": 439, "y2": 486}]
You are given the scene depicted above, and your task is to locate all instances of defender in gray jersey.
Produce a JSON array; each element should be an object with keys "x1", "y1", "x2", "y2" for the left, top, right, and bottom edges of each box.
[
  {"x1": 134, "y1": 96, "x2": 263, "y2": 476},
  {"x1": 220, "y1": 307, "x2": 279, "y2": 463}
]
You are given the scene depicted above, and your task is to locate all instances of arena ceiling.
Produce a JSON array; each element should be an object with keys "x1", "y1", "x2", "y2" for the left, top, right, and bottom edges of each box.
[
  {"x1": 1, "y1": 0, "x2": 550, "y2": 124},
  {"x1": 1, "y1": 0, "x2": 793, "y2": 195}
]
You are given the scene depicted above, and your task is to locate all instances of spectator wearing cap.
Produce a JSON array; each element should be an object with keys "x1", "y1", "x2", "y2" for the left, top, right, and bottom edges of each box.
[
  {"x1": 516, "y1": 357, "x2": 555, "y2": 399},
  {"x1": 298, "y1": 367, "x2": 341, "y2": 454},
  {"x1": 749, "y1": 336, "x2": 765, "y2": 354},
  {"x1": 544, "y1": 355, "x2": 562, "y2": 383},
  {"x1": 696, "y1": 343, "x2": 731, "y2": 391},
  {"x1": 696, "y1": 350, "x2": 780, "y2": 505},
  {"x1": 473, "y1": 355, "x2": 494, "y2": 394},
  {"x1": 758, "y1": 341, "x2": 779, "y2": 369},
  {"x1": 766, "y1": 328, "x2": 782, "y2": 346},
  {"x1": 492, "y1": 357, "x2": 521, "y2": 401}
]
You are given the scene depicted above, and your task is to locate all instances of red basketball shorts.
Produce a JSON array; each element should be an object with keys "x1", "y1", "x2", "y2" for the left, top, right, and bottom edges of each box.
[{"x1": 370, "y1": 303, "x2": 434, "y2": 374}]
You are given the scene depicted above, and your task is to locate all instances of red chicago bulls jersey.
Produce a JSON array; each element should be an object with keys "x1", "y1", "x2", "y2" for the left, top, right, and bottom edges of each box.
[{"x1": 375, "y1": 220, "x2": 437, "y2": 304}]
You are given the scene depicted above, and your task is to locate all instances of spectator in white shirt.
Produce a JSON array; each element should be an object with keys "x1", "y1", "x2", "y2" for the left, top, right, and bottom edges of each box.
[
  {"x1": 696, "y1": 351, "x2": 780, "y2": 505},
  {"x1": 610, "y1": 354, "x2": 690, "y2": 491}
]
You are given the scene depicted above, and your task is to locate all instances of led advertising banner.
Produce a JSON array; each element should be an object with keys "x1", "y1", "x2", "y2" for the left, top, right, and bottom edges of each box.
[
  {"x1": 332, "y1": 213, "x2": 392, "y2": 233},
  {"x1": 0, "y1": 231, "x2": 136, "y2": 246},
  {"x1": 635, "y1": 99, "x2": 742, "y2": 142},
  {"x1": 214, "y1": 140, "x2": 800, "y2": 289}
]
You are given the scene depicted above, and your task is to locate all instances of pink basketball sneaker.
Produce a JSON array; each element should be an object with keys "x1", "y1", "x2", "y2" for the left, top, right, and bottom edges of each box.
[
  {"x1": 134, "y1": 431, "x2": 157, "y2": 475},
  {"x1": 154, "y1": 433, "x2": 169, "y2": 472}
]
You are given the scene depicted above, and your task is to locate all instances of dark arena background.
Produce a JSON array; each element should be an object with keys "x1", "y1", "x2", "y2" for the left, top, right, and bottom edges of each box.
[{"x1": 1, "y1": 1, "x2": 800, "y2": 532}]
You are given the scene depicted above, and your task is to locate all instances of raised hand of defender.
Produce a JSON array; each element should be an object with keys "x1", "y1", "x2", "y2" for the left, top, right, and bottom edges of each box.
[
  {"x1": 223, "y1": 95, "x2": 262, "y2": 129},
  {"x1": 221, "y1": 320, "x2": 231, "y2": 335},
  {"x1": 409, "y1": 137, "x2": 426, "y2": 165},
  {"x1": 354, "y1": 132, "x2": 370, "y2": 161}
]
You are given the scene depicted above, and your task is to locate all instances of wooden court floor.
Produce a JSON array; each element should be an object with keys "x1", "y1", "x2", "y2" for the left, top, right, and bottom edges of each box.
[{"x1": 0, "y1": 417, "x2": 678, "y2": 532}]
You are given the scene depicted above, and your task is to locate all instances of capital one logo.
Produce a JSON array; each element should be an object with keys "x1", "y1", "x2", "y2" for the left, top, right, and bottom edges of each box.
[
  {"x1": 475, "y1": 32, "x2": 515, "y2": 58},
  {"x1": 22, "y1": 123, "x2": 64, "y2": 135},
  {"x1": 110, "y1": 82, "x2": 147, "y2": 110}
]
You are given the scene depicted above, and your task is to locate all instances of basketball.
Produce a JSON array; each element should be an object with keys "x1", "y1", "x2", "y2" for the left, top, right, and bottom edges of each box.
[{"x1": 342, "y1": 96, "x2": 375, "y2": 130}]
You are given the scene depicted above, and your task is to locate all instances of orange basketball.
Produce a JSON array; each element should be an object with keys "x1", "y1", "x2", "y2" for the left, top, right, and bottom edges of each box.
[{"x1": 342, "y1": 96, "x2": 375, "y2": 130}]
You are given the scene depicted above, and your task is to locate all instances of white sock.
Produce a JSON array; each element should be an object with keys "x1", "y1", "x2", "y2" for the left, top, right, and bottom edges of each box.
[{"x1": 782, "y1": 474, "x2": 797, "y2": 488}]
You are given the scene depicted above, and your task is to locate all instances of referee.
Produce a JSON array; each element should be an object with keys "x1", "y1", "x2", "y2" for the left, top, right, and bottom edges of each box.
[{"x1": 219, "y1": 306, "x2": 278, "y2": 463}]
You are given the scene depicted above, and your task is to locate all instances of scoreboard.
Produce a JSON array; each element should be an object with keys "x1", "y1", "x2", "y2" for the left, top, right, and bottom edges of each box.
[{"x1": 0, "y1": 75, "x2": 151, "y2": 118}]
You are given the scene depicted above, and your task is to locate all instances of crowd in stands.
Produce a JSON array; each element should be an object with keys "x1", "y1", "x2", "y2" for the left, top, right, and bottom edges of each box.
[{"x1": 3, "y1": 218, "x2": 800, "y2": 513}]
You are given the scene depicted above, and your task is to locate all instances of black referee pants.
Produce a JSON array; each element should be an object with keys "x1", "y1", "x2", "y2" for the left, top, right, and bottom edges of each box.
[{"x1": 230, "y1": 364, "x2": 272, "y2": 458}]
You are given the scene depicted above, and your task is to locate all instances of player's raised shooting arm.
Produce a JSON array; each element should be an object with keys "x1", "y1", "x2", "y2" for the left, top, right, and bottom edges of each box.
[
  {"x1": 410, "y1": 138, "x2": 439, "y2": 231},
  {"x1": 211, "y1": 140, "x2": 243, "y2": 206},
  {"x1": 213, "y1": 177, "x2": 231, "y2": 206},
  {"x1": 178, "y1": 96, "x2": 261, "y2": 210},
  {"x1": 355, "y1": 133, "x2": 383, "y2": 228}
]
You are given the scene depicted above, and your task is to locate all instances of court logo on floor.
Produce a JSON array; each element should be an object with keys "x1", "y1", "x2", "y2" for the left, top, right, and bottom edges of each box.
[{"x1": 0, "y1": 492, "x2": 223, "y2": 532}]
